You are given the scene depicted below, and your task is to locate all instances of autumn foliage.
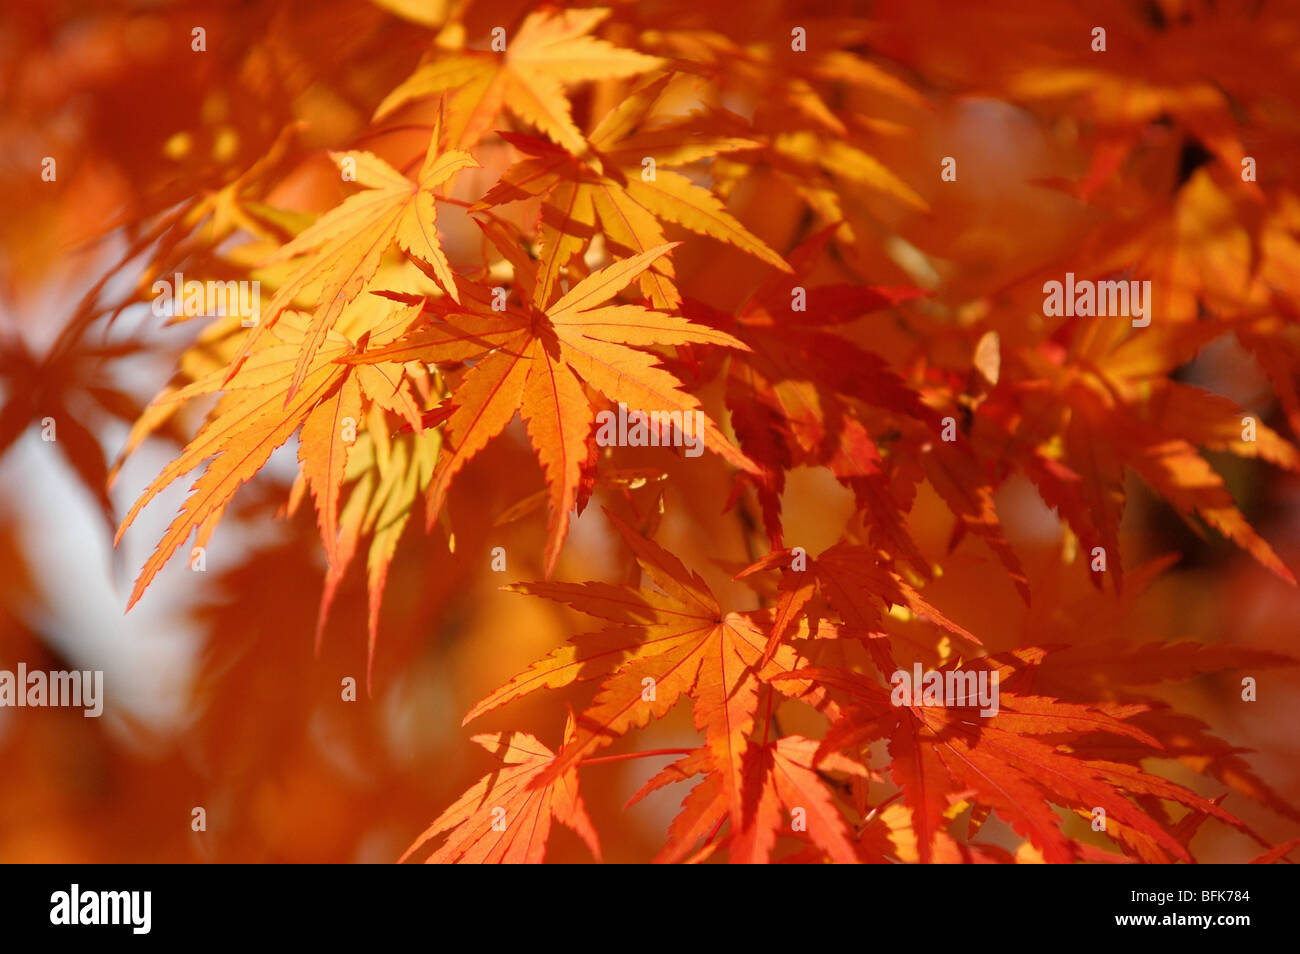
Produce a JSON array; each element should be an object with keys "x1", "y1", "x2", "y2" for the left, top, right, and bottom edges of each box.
[{"x1": 3, "y1": 0, "x2": 1300, "y2": 864}]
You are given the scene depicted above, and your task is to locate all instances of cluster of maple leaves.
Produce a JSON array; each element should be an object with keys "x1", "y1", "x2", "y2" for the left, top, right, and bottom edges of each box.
[{"x1": 12, "y1": 0, "x2": 1295, "y2": 863}]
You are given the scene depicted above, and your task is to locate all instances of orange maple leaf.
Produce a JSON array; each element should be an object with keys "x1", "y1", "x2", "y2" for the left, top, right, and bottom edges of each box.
[{"x1": 349, "y1": 243, "x2": 757, "y2": 573}]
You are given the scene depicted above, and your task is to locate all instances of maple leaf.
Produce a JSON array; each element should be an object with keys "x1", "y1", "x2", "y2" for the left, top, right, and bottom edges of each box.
[
  {"x1": 327, "y1": 417, "x2": 441, "y2": 682},
  {"x1": 376, "y1": 7, "x2": 663, "y2": 156},
  {"x1": 476, "y1": 76, "x2": 791, "y2": 308},
  {"x1": 630, "y1": 16, "x2": 930, "y2": 213},
  {"x1": 349, "y1": 243, "x2": 758, "y2": 573},
  {"x1": 745, "y1": 541, "x2": 982, "y2": 677},
  {"x1": 118, "y1": 313, "x2": 352, "y2": 610},
  {"x1": 462, "y1": 509, "x2": 811, "y2": 858},
  {"x1": 988, "y1": 358, "x2": 1298, "y2": 589},
  {"x1": 118, "y1": 300, "x2": 421, "y2": 613},
  {"x1": 401, "y1": 717, "x2": 599, "y2": 864},
  {"x1": 677, "y1": 229, "x2": 939, "y2": 556},
  {"x1": 244, "y1": 137, "x2": 477, "y2": 399},
  {"x1": 729, "y1": 735, "x2": 867, "y2": 864},
  {"x1": 298, "y1": 371, "x2": 361, "y2": 568},
  {"x1": 794, "y1": 659, "x2": 1245, "y2": 864},
  {"x1": 921, "y1": 437, "x2": 1032, "y2": 601}
]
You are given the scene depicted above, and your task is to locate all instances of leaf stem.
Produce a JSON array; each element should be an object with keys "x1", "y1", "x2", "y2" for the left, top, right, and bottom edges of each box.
[{"x1": 578, "y1": 748, "x2": 695, "y2": 767}]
